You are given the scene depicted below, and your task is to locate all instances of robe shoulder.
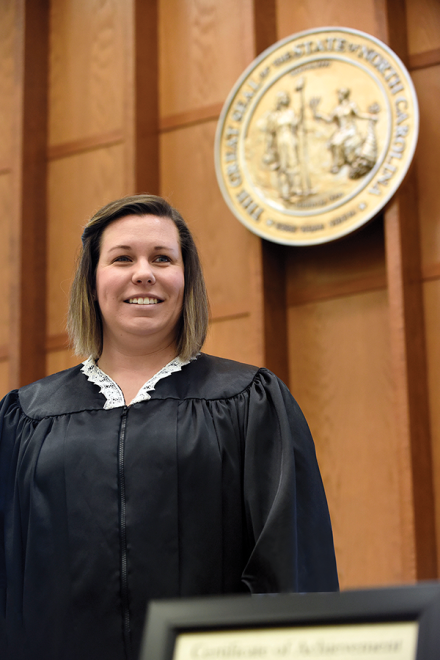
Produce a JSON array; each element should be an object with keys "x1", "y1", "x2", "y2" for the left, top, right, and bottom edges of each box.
[
  {"x1": 4, "y1": 354, "x2": 273, "y2": 419},
  {"x1": 152, "y1": 353, "x2": 264, "y2": 401},
  {"x1": 12, "y1": 364, "x2": 108, "y2": 419}
]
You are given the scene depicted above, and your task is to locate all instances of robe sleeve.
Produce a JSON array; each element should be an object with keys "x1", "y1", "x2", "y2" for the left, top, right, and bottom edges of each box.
[
  {"x1": 240, "y1": 369, "x2": 338, "y2": 593},
  {"x1": 0, "y1": 391, "x2": 23, "y2": 638}
]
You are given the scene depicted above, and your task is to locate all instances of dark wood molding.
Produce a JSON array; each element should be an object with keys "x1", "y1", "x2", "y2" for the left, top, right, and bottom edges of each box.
[
  {"x1": 210, "y1": 301, "x2": 251, "y2": 322},
  {"x1": 48, "y1": 129, "x2": 124, "y2": 161},
  {"x1": 251, "y1": 0, "x2": 289, "y2": 382},
  {"x1": 262, "y1": 240, "x2": 289, "y2": 384},
  {"x1": 374, "y1": 0, "x2": 409, "y2": 62},
  {"x1": 159, "y1": 103, "x2": 223, "y2": 133},
  {"x1": 253, "y1": 0, "x2": 277, "y2": 57},
  {"x1": 422, "y1": 262, "x2": 440, "y2": 282},
  {"x1": 10, "y1": 0, "x2": 49, "y2": 388},
  {"x1": 385, "y1": 179, "x2": 437, "y2": 580},
  {"x1": 210, "y1": 311, "x2": 250, "y2": 324},
  {"x1": 0, "y1": 162, "x2": 12, "y2": 176},
  {"x1": 287, "y1": 273, "x2": 387, "y2": 307},
  {"x1": 134, "y1": 0, "x2": 159, "y2": 193},
  {"x1": 409, "y1": 48, "x2": 440, "y2": 71}
]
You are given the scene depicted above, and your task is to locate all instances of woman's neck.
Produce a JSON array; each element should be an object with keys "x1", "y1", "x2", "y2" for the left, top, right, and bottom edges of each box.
[{"x1": 97, "y1": 341, "x2": 178, "y2": 404}]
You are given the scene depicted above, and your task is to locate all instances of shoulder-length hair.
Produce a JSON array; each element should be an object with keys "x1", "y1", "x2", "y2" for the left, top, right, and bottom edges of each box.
[{"x1": 67, "y1": 194, "x2": 209, "y2": 361}]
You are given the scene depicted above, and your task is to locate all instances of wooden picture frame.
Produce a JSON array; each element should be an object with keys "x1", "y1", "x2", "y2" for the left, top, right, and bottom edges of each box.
[{"x1": 140, "y1": 582, "x2": 440, "y2": 660}]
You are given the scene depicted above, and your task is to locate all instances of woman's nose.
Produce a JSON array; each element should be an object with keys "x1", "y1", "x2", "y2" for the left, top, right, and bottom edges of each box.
[{"x1": 132, "y1": 261, "x2": 156, "y2": 285}]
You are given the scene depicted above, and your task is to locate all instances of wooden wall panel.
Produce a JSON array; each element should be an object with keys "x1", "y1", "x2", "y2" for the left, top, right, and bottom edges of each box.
[
  {"x1": 288, "y1": 290, "x2": 401, "y2": 588},
  {"x1": 412, "y1": 65, "x2": 440, "y2": 273},
  {"x1": 46, "y1": 347, "x2": 83, "y2": 375},
  {"x1": 0, "y1": 362, "x2": 9, "y2": 400},
  {"x1": 406, "y1": 0, "x2": 440, "y2": 55},
  {"x1": 0, "y1": 172, "x2": 12, "y2": 399},
  {"x1": 273, "y1": 0, "x2": 437, "y2": 584},
  {"x1": 47, "y1": 144, "x2": 127, "y2": 339},
  {"x1": 133, "y1": 0, "x2": 159, "y2": 194},
  {"x1": 276, "y1": 0, "x2": 379, "y2": 39},
  {"x1": 159, "y1": 0, "x2": 254, "y2": 118},
  {"x1": 286, "y1": 219, "x2": 386, "y2": 305},
  {"x1": 0, "y1": 1, "x2": 14, "y2": 395},
  {"x1": 423, "y1": 279, "x2": 440, "y2": 568},
  {"x1": 9, "y1": 0, "x2": 49, "y2": 389},
  {"x1": 160, "y1": 121, "x2": 264, "y2": 365},
  {"x1": 204, "y1": 316, "x2": 261, "y2": 365},
  {"x1": 0, "y1": 0, "x2": 15, "y2": 165},
  {"x1": 49, "y1": 0, "x2": 126, "y2": 146},
  {"x1": 0, "y1": 174, "x2": 12, "y2": 347}
]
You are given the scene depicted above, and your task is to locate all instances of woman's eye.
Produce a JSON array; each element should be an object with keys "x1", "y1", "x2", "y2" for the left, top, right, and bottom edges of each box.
[
  {"x1": 113, "y1": 255, "x2": 132, "y2": 263},
  {"x1": 155, "y1": 255, "x2": 171, "y2": 263}
]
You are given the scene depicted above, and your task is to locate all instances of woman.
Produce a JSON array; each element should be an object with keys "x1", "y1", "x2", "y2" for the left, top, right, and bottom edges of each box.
[{"x1": 0, "y1": 195, "x2": 338, "y2": 660}]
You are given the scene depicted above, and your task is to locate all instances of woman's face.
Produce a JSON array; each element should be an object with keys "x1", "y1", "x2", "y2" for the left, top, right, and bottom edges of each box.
[{"x1": 95, "y1": 214, "x2": 185, "y2": 351}]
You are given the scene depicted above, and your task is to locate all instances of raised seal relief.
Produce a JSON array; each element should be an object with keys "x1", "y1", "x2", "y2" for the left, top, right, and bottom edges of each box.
[{"x1": 215, "y1": 27, "x2": 418, "y2": 245}]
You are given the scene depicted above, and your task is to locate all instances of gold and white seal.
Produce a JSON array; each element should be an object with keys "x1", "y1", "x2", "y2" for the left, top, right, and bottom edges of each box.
[{"x1": 215, "y1": 27, "x2": 418, "y2": 245}]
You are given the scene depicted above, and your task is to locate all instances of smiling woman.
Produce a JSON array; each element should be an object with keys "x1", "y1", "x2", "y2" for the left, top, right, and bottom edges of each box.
[
  {"x1": 0, "y1": 195, "x2": 338, "y2": 660},
  {"x1": 94, "y1": 215, "x2": 186, "y2": 403}
]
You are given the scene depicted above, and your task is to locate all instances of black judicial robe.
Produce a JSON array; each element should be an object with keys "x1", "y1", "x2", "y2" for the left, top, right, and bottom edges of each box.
[{"x1": 0, "y1": 353, "x2": 338, "y2": 660}]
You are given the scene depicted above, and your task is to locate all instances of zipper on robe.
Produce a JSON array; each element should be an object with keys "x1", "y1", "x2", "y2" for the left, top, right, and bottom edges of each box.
[{"x1": 118, "y1": 407, "x2": 132, "y2": 660}]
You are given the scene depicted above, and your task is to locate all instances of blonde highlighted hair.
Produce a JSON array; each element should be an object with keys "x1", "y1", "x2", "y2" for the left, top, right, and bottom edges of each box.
[{"x1": 67, "y1": 195, "x2": 209, "y2": 361}]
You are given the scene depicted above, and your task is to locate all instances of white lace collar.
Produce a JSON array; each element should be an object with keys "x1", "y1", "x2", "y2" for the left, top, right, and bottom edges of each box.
[{"x1": 81, "y1": 355, "x2": 191, "y2": 410}]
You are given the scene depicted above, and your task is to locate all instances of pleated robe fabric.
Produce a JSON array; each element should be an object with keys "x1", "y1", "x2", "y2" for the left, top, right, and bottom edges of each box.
[{"x1": 0, "y1": 353, "x2": 338, "y2": 660}]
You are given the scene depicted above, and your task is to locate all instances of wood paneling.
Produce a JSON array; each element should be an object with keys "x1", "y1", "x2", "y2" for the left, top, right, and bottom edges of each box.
[
  {"x1": 0, "y1": 361, "x2": 10, "y2": 400},
  {"x1": 409, "y1": 48, "x2": 440, "y2": 71},
  {"x1": 262, "y1": 240, "x2": 288, "y2": 383},
  {"x1": 253, "y1": 1, "x2": 290, "y2": 381},
  {"x1": 288, "y1": 290, "x2": 401, "y2": 588},
  {"x1": 134, "y1": 0, "x2": 159, "y2": 194},
  {"x1": 412, "y1": 65, "x2": 440, "y2": 271},
  {"x1": 385, "y1": 189, "x2": 436, "y2": 580},
  {"x1": 379, "y1": 0, "x2": 437, "y2": 580},
  {"x1": 9, "y1": 0, "x2": 49, "y2": 389},
  {"x1": 406, "y1": 0, "x2": 440, "y2": 55},
  {"x1": 0, "y1": 174, "x2": 12, "y2": 347},
  {"x1": 253, "y1": 0, "x2": 277, "y2": 54},
  {"x1": 46, "y1": 347, "x2": 84, "y2": 376},
  {"x1": 286, "y1": 218, "x2": 387, "y2": 305},
  {"x1": 158, "y1": 0, "x2": 255, "y2": 117},
  {"x1": 0, "y1": 0, "x2": 15, "y2": 164},
  {"x1": 48, "y1": 129, "x2": 124, "y2": 160},
  {"x1": 275, "y1": 0, "x2": 437, "y2": 586},
  {"x1": 47, "y1": 144, "x2": 127, "y2": 339},
  {"x1": 276, "y1": 0, "x2": 379, "y2": 39},
  {"x1": 48, "y1": 0, "x2": 126, "y2": 146},
  {"x1": 204, "y1": 315, "x2": 263, "y2": 366},
  {"x1": 160, "y1": 102, "x2": 223, "y2": 133},
  {"x1": 423, "y1": 279, "x2": 440, "y2": 570}
]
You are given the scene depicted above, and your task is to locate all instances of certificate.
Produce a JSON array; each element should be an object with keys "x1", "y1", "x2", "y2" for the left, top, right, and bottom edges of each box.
[{"x1": 174, "y1": 622, "x2": 418, "y2": 660}]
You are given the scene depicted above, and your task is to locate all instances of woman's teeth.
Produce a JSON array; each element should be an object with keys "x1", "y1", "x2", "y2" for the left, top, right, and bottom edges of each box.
[{"x1": 128, "y1": 297, "x2": 159, "y2": 304}]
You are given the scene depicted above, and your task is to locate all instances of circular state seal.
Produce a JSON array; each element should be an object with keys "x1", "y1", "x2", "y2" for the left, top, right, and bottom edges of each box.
[{"x1": 215, "y1": 27, "x2": 419, "y2": 245}]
